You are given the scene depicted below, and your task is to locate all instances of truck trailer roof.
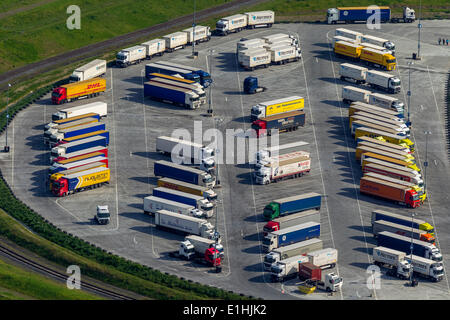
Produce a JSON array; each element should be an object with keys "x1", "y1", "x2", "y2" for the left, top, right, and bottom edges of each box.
[
  {"x1": 57, "y1": 101, "x2": 106, "y2": 114},
  {"x1": 274, "y1": 192, "x2": 321, "y2": 204},
  {"x1": 270, "y1": 221, "x2": 320, "y2": 236}
]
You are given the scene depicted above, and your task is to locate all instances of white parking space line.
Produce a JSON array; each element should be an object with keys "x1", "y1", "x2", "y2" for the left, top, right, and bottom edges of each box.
[
  {"x1": 110, "y1": 68, "x2": 120, "y2": 232},
  {"x1": 298, "y1": 31, "x2": 343, "y2": 300}
]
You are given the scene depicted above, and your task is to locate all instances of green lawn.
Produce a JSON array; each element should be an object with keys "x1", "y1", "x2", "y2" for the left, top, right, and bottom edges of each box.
[
  {"x1": 0, "y1": 0, "x2": 227, "y2": 73},
  {"x1": 0, "y1": 257, "x2": 103, "y2": 300}
]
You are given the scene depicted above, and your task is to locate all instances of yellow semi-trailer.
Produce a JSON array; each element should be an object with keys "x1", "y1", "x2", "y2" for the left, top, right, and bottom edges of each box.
[
  {"x1": 51, "y1": 167, "x2": 110, "y2": 197},
  {"x1": 52, "y1": 78, "x2": 106, "y2": 105},
  {"x1": 354, "y1": 127, "x2": 415, "y2": 151},
  {"x1": 355, "y1": 144, "x2": 414, "y2": 162},
  {"x1": 250, "y1": 96, "x2": 304, "y2": 121},
  {"x1": 351, "y1": 120, "x2": 408, "y2": 137},
  {"x1": 362, "y1": 158, "x2": 421, "y2": 177},
  {"x1": 348, "y1": 101, "x2": 401, "y2": 118},
  {"x1": 334, "y1": 41, "x2": 363, "y2": 60},
  {"x1": 361, "y1": 151, "x2": 420, "y2": 172},
  {"x1": 357, "y1": 137, "x2": 411, "y2": 154},
  {"x1": 360, "y1": 47, "x2": 396, "y2": 71},
  {"x1": 357, "y1": 142, "x2": 414, "y2": 160}
]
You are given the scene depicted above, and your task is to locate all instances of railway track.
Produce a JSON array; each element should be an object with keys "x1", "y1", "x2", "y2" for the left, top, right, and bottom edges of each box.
[{"x1": 0, "y1": 243, "x2": 137, "y2": 300}]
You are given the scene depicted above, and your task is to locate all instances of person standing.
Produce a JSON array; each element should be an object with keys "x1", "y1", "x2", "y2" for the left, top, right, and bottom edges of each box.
[{"x1": 439, "y1": 38, "x2": 441, "y2": 45}]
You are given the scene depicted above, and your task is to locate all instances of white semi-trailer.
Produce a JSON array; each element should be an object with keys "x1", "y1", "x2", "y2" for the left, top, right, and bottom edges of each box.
[
  {"x1": 245, "y1": 11, "x2": 275, "y2": 28},
  {"x1": 342, "y1": 86, "x2": 371, "y2": 104},
  {"x1": 307, "y1": 248, "x2": 338, "y2": 269},
  {"x1": 163, "y1": 32, "x2": 188, "y2": 52},
  {"x1": 69, "y1": 59, "x2": 107, "y2": 83},
  {"x1": 141, "y1": 39, "x2": 166, "y2": 59},
  {"x1": 154, "y1": 209, "x2": 217, "y2": 239},
  {"x1": 366, "y1": 70, "x2": 401, "y2": 93},
  {"x1": 372, "y1": 246, "x2": 411, "y2": 279},
  {"x1": 406, "y1": 254, "x2": 444, "y2": 282},
  {"x1": 216, "y1": 14, "x2": 248, "y2": 35},
  {"x1": 241, "y1": 50, "x2": 271, "y2": 71},
  {"x1": 52, "y1": 101, "x2": 107, "y2": 121},
  {"x1": 143, "y1": 196, "x2": 204, "y2": 218},
  {"x1": 183, "y1": 26, "x2": 211, "y2": 45},
  {"x1": 269, "y1": 45, "x2": 301, "y2": 64},
  {"x1": 271, "y1": 255, "x2": 309, "y2": 282},
  {"x1": 263, "y1": 238, "x2": 323, "y2": 271},
  {"x1": 116, "y1": 45, "x2": 146, "y2": 67},
  {"x1": 339, "y1": 63, "x2": 368, "y2": 84}
]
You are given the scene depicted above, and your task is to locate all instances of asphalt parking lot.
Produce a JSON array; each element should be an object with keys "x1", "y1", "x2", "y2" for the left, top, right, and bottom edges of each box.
[{"x1": 0, "y1": 20, "x2": 449, "y2": 300}]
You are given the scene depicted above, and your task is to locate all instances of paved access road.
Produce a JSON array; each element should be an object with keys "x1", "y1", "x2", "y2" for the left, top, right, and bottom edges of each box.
[{"x1": 0, "y1": 20, "x2": 449, "y2": 300}]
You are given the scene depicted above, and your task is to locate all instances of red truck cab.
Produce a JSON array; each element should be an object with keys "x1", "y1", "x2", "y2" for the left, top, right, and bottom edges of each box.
[
  {"x1": 263, "y1": 221, "x2": 280, "y2": 235},
  {"x1": 405, "y1": 190, "x2": 421, "y2": 208},
  {"x1": 204, "y1": 248, "x2": 221, "y2": 266},
  {"x1": 51, "y1": 178, "x2": 68, "y2": 197},
  {"x1": 51, "y1": 87, "x2": 67, "y2": 105},
  {"x1": 251, "y1": 120, "x2": 266, "y2": 138}
]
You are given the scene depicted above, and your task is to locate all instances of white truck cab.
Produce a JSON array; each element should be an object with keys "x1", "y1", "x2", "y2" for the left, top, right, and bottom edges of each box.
[{"x1": 95, "y1": 205, "x2": 110, "y2": 225}]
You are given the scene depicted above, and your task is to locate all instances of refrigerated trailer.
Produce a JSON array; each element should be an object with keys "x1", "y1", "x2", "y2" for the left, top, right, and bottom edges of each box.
[
  {"x1": 372, "y1": 220, "x2": 435, "y2": 244},
  {"x1": 69, "y1": 59, "x2": 106, "y2": 83},
  {"x1": 141, "y1": 39, "x2": 165, "y2": 59},
  {"x1": 157, "y1": 177, "x2": 217, "y2": 201},
  {"x1": 116, "y1": 45, "x2": 146, "y2": 67},
  {"x1": 143, "y1": 196, "x2": 204, "y2": 218},
  {"x1": 163, "y1": 32, "x2": 188, "y2": 52},
  {"x1": 153, "y1": 160, "x2": 215, "y2": 188},
  {"x1": 371, "y1": 209, "x2": 434, "y2": 235},
  {"x1": 262, "y1": 222, "x2": 320, "y2": 252},
  {"x1": 52, "y1": 101, "x2": 107, "y2": 121},
  {"x1": 263, "y1": 209, "x2": 320, "y2": 235}
]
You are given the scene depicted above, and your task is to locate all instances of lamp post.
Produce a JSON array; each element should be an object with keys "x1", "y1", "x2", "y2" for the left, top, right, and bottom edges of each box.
[
  {"x1": 407, "y1": 62, "x2": 413, "y2": 126},
  {"x1": 4, "y1": 83, "x2": 11, "y2": 153},
  {"x1": 409, "y1": 212, "x2": 416, "y2": 286},
  {"x1": 192, "y1": 0, "x2": 197, "y2": 58},
  {"x1": 424, "y1": 131, "x2": 431, "y2": 191},
  {"x1": 417, "y1": 0, "x2": 422, "y2": 59},
  {"x1": 207, "y1": 49, "x2": 215, "y2": 115}
]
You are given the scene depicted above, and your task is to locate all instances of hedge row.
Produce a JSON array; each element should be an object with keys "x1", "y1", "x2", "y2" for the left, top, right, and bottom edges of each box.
[{"x1": 0, "y1": 79, "x2": 251, "y2": 299}]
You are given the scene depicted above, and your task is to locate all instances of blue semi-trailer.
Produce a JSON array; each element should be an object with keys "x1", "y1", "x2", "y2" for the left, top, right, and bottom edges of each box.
[
  {"x1": 144, "y1": 81, "x2": 201, "y2": 109},
  {"x1": 262, "y1": 221, "x2": 320, "y2": 252},
  {"x1": 153, "y1": 61, "x2": 212, "y2": 87},
  {"x1": 57, "y1": 130, "x2": 110, "y2": 146},
  {"x1": 327, "y1": 6, "x2": 415, "y2": 24},
  {"x1": 48, "y1": 122, "x2": 106, "y2": 147},
  {"x1": 145, "y1": 63, "x2": 200, "y2": 82},
  {"x1": 152, "y1": 187, "x2": 214, "y2": 218},
  {"x1": 153, "y1": 160, "x2": 216, "y2": 188},
  {"x1": 263, "y1": 192, "x2": 321, "y2": 220},
  {"x1": 377, "y1": 231, "x2": 442, "y2": 261},
  {"x1": 50, "y1": 136, "x2": 108, "y2": 162}
]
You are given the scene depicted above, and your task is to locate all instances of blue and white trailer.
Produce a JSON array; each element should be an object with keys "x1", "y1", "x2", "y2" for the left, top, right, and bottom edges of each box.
[
  {"x1": 153, "y1": 160, "x2": 215, "y2": 188},
  {"x1": 154, "y1": 61, "x2": 212, "y2": 87},
  {"x1": 145, "y1": 63, "x2": 200, "y2": 83},
  {"x1": 262, "y1": 222, "x2": 320, "y2": 252},
  {"x1": 144, "y1": 81, "x2": 201, "y2": 109}
]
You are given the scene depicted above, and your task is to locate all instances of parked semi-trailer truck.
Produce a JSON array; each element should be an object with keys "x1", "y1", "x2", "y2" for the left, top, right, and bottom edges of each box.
[
  {"x1": 342, "y1": 86, "x2": 371, "y2": 104},
  {"x1": 116, "y1": 45, "x2": 146, "y2": 67},
  {"x1": 56, "y1": 130, "x2": 109, "y2": 148},
  {"x1": 49, "y1": 161, "x2": 108, "y2": 190},
  {"x1": 369, "y1": 93, "x2": 404, "y2": 113},
  {"x1": 183, "y1": 26, "x2": 211, "y2": 45},
  {"x1": 250, "y1": 96, "x2": 304, "y2": 121},
  {"x1": 149, "y1": 77, "x2": 206, "y2": 104},
  {"x1": 163, "y1": 32, "x2": 188, "y2": 52},
  {"x1": 351, "y1": 115, "x2": 408, "y2": 133},
  {"x1": 373, "y1": 220, "x2": 435, "y2": 244},
  {"x1": 53, "y1": 151, "x2": 106, "y2": 166},
  {"x1": 371, "y1": 209, "x2": 434, "y2": 235},
  {"x1": 241, "y1": 50, "x2": 271, "y2": 71},
  {"x1": 352, "y1": 119, "x2": 408, "y2": 137},
  {"x1": 141, "y1": 39, "x2": 165, "y2": 59},
  {"x1": 339, "y1": 63, "x2": 367, "y2": 84},
  {"x1": 50, "y1": 136, "x2": 107, "y2": 162},
  {"x1": 263, "y1": 193, "x2": 321, "y2": 221},
  {"x1": 378, "y1": 231, "x2": 442, "y2": 261},
  {"x1": 51, "y1": 78, "x2": 106, "y2": 105},
  {"x1": 69, "y1": 59, "x2": 106, "y2": 83},
  {"x1": 216, "y1": 14, "x2": 248, "y2": 35},
  {"x1": 51, "y1": 146, "x2": 108, "y2": 164},
  {"x1": 364, "y1": 172, "x2": 425, "y2": 202},
  {"x1": 153, "y1": 160, "x2": 215, "y2": 188},
  {"x1": 366, "y1": 70, "x2": 401, "y2": 93},
  {"x1": 153, "y1": 209, "x2": 216, "y2": 239},
  {"x1": 269, "y1": 45, "x2": 301, "y2": 64},
  {"x1": 252, "y1": 110, "x2": 305, "y2": 138},
  {"x1": 361, "y1": 34, "x2": 395, "y2": 52},
  {"x1": 145, "y1": 63, "x2": 200, "y2": 83},
  {"x1": 349, "y1": 101, "x2": 403, "y2": 118},
  {"x1": 49, "y1": 156, "x2": 108, "y2": 176},
  {"x1": 363, "y1": 163, "x2": 423, "y2": 187},
  {"x1": 361, "y1": 47, "x2": 396, "y2": 71},
  {"x1": 154, "y1": 61, "x2": 212, "y2": 88},
  {"x1": 355, "y1": 127, "x2": 414, "y2": 152},
  {"x1": 255, "y1": 141, "x2": 309, "y2": 164},
  {"x1": 360, "y1": 176, "x2": 421, "y2": 208},
  {"x1": 372, "y1": 246, "x2": 411, "y2": 279},
  {"x1": 147, "y1": 73, "x2": 202, "y2": 90},
  {"x1": 357, "y1": 136, "x2": 411, "y2": 152},
  {"x1": 157, "y1": 177, "x2": 217, "y2": 201},
  {"x1": 155, "y1": 136, "x2": 215, "y2": 172},
  {"x1": 406, "y1": 255, "x2": 444, "y2": 282},
  {"x1": 263, "y1": 209, "x2": 320, "y2": 235},
  {"x1": 152, "y1": 187, "x2": 214, "y2": 218},
  {"x1": 51, "y1": 167, "x2": 110, "y2": 197},
  {"x1": 271, "y1": 255, "x2": 309, "y2": 282},
  {"x1": 144, "y1": 81, "x2": 200, "y2": 109},
  {"x1": 255, "y1": 151, "x2": 311, "y2": 185},
  {"x1": 327, "y1": 6, "x2": 415, "y2": 24},
  {"x1": 52, "y1": 102, "x2": 107, "y2": 121},
  {"x1": 48, "y1": 122, "x2": 106, "y2": 147},
  {"x1": 176, "y1": 235, "x2": 223, "y2": 267},
  {"x1": 45, "y1": 113, "x2": 101, "y2": 133},
  {"x1": 335, "y1": 28, "x2": 362, "y2": 41},
  {"x1": 263, "y1": 238, "x2": 323, "y2": 271},
  {"x1": 44, "y1": 117, "x2": 99, "y2": 145},
  {"x1": 143, "y1": 196, "x2": 204, "y2": 218},
  {"x1": 263, "y1": 222, "x2": 320, "y2": 252}
]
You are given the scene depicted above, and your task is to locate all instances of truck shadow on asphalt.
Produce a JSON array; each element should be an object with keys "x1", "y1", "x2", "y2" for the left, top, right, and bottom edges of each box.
[
  {"x1": 247, "y1": 274, "x2": 268, "y2": 283},
  {"x1": 129, "y1": 176, "x2": 159, "y2": 185},
  {"x1": 243, "y1": 233, "x2": 261, "y2": 242},
  {"x1": 215, "y1": 52, "x2": 239, "y2": 72},
  {"x1": 313, "y1": 43, "x2": 333, "y2": 49},
  {"x1": 243, "y1": 214, "x2": 265, "y2": 223},
  {"x1": 349, "y1": 262, "x2": 373, "y2": 270},
  {"x1": 349, "y1": 235, "x2": 377, "y2": 246},
  {"x1": 241, "y1": 244, "x2": 262, "y2": 255},
  {"x1": 132, "y1": 151, "x2": 165, "y2": 161},
  {"x1": 348, "y1": 225, "x2": 373, "y2": 234},
  {"x1": 236, "y1": 171, "x2": 256, "y2": 185},
  {"x1": 120, "y1": 211, "x2": 153, "y2": 224},
  {"x1": 30, "y1": 168, "x2": 51, "y2": 197},
  {"x1": 310, "y1": 50, "x2": 336, "y2": 62},
  {"x1": 233, "y1": 116, "x2": 250, "y2": 123},
  {"x1": 32, "y1": 124, "x2": 46, "y2": 131},
  {"x1": 26, "y1": 134, "x2": 48, "y2": 151},
  {"x1": 29, "y1": 152, "x2": 49, "y2": 166},
  {"x1": 243, "y1": 262, "x2": 263, "y2": 273},
  {"x1": 32, "y1": 97, "x2": 52, "y2": 106},
  {"x1": 73, "y1": 218, "x2": 97, "y2": 226},
  {"x1": 122, "y1": 76, "x2": 144, "y2": 85}
]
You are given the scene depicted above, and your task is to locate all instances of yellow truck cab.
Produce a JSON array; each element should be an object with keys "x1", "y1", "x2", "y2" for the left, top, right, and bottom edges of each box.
[{"x1": 360, "y1": 47, "x2": 396, "y2": 71}]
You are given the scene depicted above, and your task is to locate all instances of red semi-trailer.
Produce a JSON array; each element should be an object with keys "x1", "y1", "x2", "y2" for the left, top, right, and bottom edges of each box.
[
  {"x1": 360, "y1": 176, "x2": 421, "y2": 208},
  {"x1": 52, "y1": 147, "x2": 108, "y2": 164}
]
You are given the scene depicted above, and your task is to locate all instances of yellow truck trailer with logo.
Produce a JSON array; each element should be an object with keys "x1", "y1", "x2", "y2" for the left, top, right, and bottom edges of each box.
[
  {"x1": 361, "y1": 151, "x2": 420, "y2": 172},
  {"x1": 250, "y1": 96, "x2": 304, "y2": 121},
  {"x1": 357, "y1": 136, "x2": 411, "y2": 154},
  {"x1": 356, "y1": 143, "x2": 415, "y2": 162},
  {"x1": 334, "y1": 41, "x2": 363, "y2": 59},
  {"x1": 51, "y1": 167, "x2": 110, "y2": 197}
]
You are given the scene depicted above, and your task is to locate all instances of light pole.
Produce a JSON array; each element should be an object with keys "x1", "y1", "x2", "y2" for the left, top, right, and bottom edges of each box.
[
  {"x1": 192, "y1": 0, "x2": 197, "y2": 58},
  {"x1": 417, "y1": 0, "x2": 422, "y2": 59},
  {"x1": 424, "y1": 131, "x2": 431, "y2": 191},
  {"x1": 4, "y1": 83, "x2": 11, "y2": 153},
  {"x1": 409, "y1": 212, "x2": 416, "y2": 286},
  {"x1": 407, "y1": 61, "x2": 413, "y2": 126},
  {"x1": 207, "y1": 49, "x2": 215, "y2": 115}
]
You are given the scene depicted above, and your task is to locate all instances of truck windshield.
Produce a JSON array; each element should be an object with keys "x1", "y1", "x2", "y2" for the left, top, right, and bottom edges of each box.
[
  {"x1": 69, "y1": 75, "x2": 80, "y2": 82},
  {"x1": 386, "y1": 59, "x2": 396, "y2": 64},
  {"x1": 262, "y1": 237, "x2": 271, "y2": 246},
  {"x1": 51, "y1": 151, "x2": 60, "y2": 157},
  {"x1": 412, "y1": 194, "x2": 420, "y2": 201},
  {"x1": 52, "y1": 92, "x2": 61, "y2": 97},
  {"x1": 97, "y1": 213, "x2": 110, "y2": 218},
  {"x1": 392, "y1": 78, "x2": 401, "y2": 86},
  {"x1": 264, "y1": 255, "x2": 275, "y2": 263},
  {"x1": 116, "y1": 53, "x2": 126, "y2": 61},
  {"x1": 203, "y1": 176, "x2": 213, "y2": 184},
  {"x1": 270, "y1": 265, "x2": 282, "y2": 274}
]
